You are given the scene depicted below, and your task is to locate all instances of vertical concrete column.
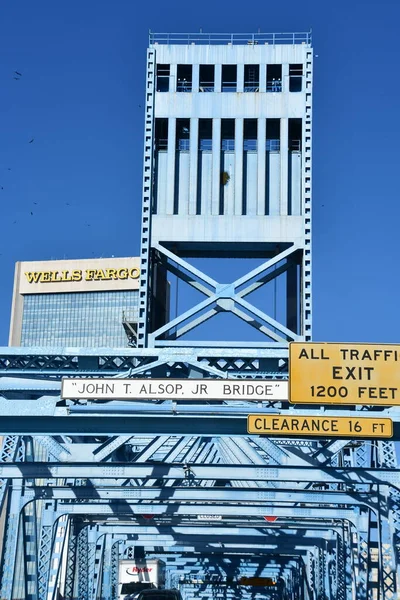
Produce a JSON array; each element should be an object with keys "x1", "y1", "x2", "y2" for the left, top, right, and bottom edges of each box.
[
  {"x1": 281, "y1": 62, "x2": 289, "y2": 93},
  {"x1": 234, "y1": 118, "x2": 244, "y2": 215},
  {"x1": 236, "y1": 63, "x2": 244, "y2": 92},
  {"x1": 169, "y1": 63, "x2": 177, "y2": 92},
  {"x1": 280, "y1": 118, "x2": 289, "y2": 215},
  {"x1": 259, "y1": 63, "x2": 266, "y2": 93},
  {"x1": 214, "y1": 64, "x2": 222, "y2": 93},
  {"x1": 192, "y1": 64, "x2": 199, "y2": 93},
  {"x1": 211, "y1": 118, "x2": 221, "y2": 215},
  {"x1": 166, "y1": 117, "x2": 176, "y2": 214},
  {"x1": 257, "y1": 118, "x2": 266, "y2": 215},
  {"x1": 189, "y1": 118, "x2": 199, "y2": 215}
]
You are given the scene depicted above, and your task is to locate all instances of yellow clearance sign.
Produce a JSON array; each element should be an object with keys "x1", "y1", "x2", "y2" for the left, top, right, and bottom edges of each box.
[
  {"x1": 247, "y1": 415, "x2": 393, "y2": 437},
  {"x1": 289, "y1": 342, "x2": 400, "y2": 405}
]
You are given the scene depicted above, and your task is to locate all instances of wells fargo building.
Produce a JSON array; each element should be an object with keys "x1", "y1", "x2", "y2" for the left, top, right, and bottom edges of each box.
[{"x1": 9, "y1": 257, "x2": 147, "y2": 347}]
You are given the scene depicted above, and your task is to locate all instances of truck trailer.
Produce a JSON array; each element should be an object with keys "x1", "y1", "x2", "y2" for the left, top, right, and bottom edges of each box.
[{"x1": 119, "y1": 559, "x2": 166, "y2": 600}]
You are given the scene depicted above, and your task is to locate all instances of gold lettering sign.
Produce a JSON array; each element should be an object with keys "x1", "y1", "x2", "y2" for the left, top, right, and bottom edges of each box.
[{"x1": 24, "y1": 267, "x2": 140, "y2": 284}]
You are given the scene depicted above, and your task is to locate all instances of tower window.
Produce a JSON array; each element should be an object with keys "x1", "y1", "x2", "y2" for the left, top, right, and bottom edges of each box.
[
  {"x1": 267, "y1": 65, "x2": 282, "y2": 92},
  {"x1": 289, "y1": 64, "x2": 303, "y2": 92},
  {"x1": 177, "y1": 65, "x2": 192, "y2": 92},
  {"x1": 244, "y1": 119, "x2": 257, "y2": 150},
  {"x1": 199, "y1": 119, "x2": 212, "y2": 150},
  {"x1": 199, "y1": 65, "x2": 214, "y2": 92},
  {"x1": 222, "y1": 65, "x2": 237, "y2": 92},
  {"x1": 244, "y1": 65, "x2": 259, "y2": 91},
  {"x1": 176, "y1": 119, "x2": 190, "y2": 151},
  {"x1": 221, "y1": 119, "x2": 235, "y2": 150},
  {"x1": 289, "y1": 119, "x2": 302, "y2": 151},
  {"x1": 156, "y1": 64, "x2": 170, "y2": 92},
  {"x1": 266, "y1": 119, "x2": 280, "y2": 152},
  {"x1": 155, "y1": 119, "x2": 168, "y2": 150}
]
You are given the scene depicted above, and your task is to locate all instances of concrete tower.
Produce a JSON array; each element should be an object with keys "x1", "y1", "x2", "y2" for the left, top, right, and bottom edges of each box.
[{"x1": 138, "y1": 31, "x2": 313, "y2": 355}]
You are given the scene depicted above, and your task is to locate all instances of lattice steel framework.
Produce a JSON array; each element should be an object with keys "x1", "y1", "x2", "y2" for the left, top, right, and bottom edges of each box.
[{"x1": 0, "y1": 31, "x2": 399, "y2": 600}]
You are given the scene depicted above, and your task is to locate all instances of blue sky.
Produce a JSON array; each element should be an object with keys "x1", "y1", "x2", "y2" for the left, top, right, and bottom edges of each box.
[{"x1": 0, "y1": 0, "x2": 399, "y2": 345}]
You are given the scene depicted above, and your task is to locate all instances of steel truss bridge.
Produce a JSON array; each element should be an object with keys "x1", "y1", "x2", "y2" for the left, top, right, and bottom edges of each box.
[
  {"x1": 0, "y1": 348, "x2": 400, "y2": 600},
  {"x1": 1, "y1": 30, "x2": 399, "y2": 600}
]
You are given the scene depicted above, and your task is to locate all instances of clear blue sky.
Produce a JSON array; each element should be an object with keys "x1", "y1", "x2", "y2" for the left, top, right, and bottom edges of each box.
[{"x1": 0, "y1": 0, "x2": 399, "y2": 345}]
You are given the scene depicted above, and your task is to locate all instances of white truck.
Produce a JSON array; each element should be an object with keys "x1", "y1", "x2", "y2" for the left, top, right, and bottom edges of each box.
[{"x1": 118, "y1": 559, "x2": 166, "y2": 600}]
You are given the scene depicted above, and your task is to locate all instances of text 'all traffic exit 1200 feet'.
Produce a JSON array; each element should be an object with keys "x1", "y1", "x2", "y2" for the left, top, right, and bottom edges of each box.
[{"x1": 289, "y1": 342, "x2": 400, "y2": 405}]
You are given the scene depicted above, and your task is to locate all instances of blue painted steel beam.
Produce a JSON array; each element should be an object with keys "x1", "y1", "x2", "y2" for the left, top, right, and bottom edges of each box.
[
  {"x1": 0, "y1": 346, "x2": 289, "y2": 377},
  {"x1": 1, "y1": 463, "x2": 399, "y2": 488},
  {"x1": 25, "y1": 485, "x2": 380, "y2": 508},
  {"x1": 37, "y1": 503, "x2": 359, "y2": 520},
  {"x1": 1, "y1": 412, "x2": 400, "y2": 439}
]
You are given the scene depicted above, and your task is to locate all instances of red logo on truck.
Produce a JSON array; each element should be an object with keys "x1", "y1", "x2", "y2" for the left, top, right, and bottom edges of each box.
[{"x1": 126, "y1": 567, "x2": 153, "y2": 574}]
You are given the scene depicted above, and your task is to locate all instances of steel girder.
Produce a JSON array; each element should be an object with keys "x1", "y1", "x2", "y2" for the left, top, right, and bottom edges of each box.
[
  {"x1": 2, "y1": 399, "x2": 400, "y2": 439},
  {"x1": 0, "y1": 435, "x2": 20, "y2": 514},
  {"x1": 1, "y1": 462, "x2": 399, "y2": 488},
  {"x1": 64, "y1": 519, "x2": 77, "y2": 600},
  {"x1": 21, "y1": 484, "x2": 382, "y2": 510},
  {"x1": 0, "y1": 346, "x2": 289, "y2": 378},
  {"x1": 1, "y1": 367, "x2": 400, "y2": 597},
  {"x1": 1, "y1": 438, "x2": 398, "y2": 596},
  {"x1": 377, "y1": 441, "x2": 400, "y2": 598},
  {"x1": 0, "y1": 484, "x2": 23, "y2": 599},
  {"x1": 77, "y1": 524, "x2": 89, "y2": 600},
  {"x1": 147, "y1": 243, "x2": 302, "y2": 346}
]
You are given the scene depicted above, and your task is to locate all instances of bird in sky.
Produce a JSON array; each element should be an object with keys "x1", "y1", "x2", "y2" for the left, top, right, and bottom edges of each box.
[
  {"x1": 30, "y1": 211, "x2": 33, "y2": 216},
  {"x1": 15, "y1": 71, "x2": 22, "y2": 76},
  {"x1": 13, "y1": 77, "x2": 20, "y2": 80},
  {"x1": 1, "y1": 186, "x2": 3, "y2": 190},
  {"x1": 33, "y1": 202, "x2": 37, "y2": 205},
  {"x1": 29, "y1": 138, "x2": 34, "y2": 143}
]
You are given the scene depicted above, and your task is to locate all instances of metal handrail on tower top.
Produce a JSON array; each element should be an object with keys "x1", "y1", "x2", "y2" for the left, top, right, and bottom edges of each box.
[{"x1": 149, "y1": 31, "x2": 312, "y2": 46}]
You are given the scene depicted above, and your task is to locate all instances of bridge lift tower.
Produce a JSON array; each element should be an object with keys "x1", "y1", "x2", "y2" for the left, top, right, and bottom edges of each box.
[
  {"x1": 1, "y1": 31, "x2": 400, "y2": 600},
  {"x1": 138, "y1": 31, "x2": 312, "y2": 352}
]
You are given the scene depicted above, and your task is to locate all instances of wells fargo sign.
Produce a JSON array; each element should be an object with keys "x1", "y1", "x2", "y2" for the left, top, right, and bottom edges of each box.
[
  {"x1": 24, "y1": 267, "x2": 140, "y2": 284},
  {"x1": 289, "y1": 342, "x2": 400, "y2": 405}
]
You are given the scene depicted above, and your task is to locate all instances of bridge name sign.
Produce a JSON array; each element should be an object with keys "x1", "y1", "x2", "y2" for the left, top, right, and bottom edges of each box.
[{"x1": 61, "y1": 378, "x2": 288, "y2": 401}]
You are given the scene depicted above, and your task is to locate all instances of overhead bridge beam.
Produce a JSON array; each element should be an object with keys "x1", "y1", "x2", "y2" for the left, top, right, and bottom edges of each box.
[
  {"x1": 28, "y1": 485, "x2": 377, "y2": 508},
  {"x1": 1, "y1": 412, "x2": 400, "y2": 439},
  {"x1": 43, "y1": 503, "x2": 358, "y2": 520},
  {"x1": 2, "y1": 462, "x2": 399, "y2": 487}
]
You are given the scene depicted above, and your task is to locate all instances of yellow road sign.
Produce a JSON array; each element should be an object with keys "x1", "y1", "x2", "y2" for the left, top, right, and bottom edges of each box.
[
  {"x1": 247, "y1": 415, "x2": 393, "y2": 437},
  {"x1": 289, "y1": 342, "x2": 400, "y2": 405}
]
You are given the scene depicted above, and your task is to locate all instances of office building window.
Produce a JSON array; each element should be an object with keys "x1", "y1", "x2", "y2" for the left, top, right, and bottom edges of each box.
[{"x1": 20, "y1": 291, "x2": 139, "y2": 347}]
